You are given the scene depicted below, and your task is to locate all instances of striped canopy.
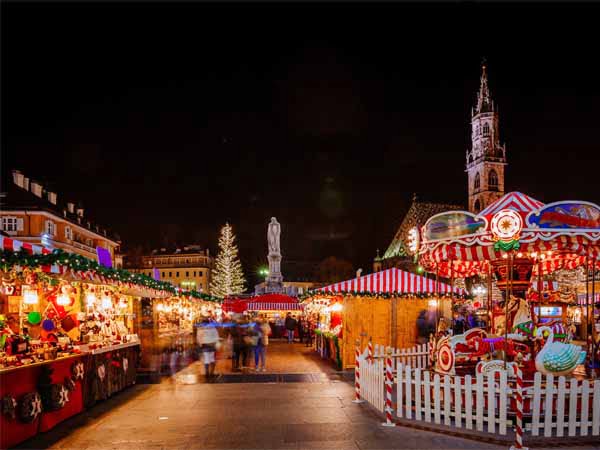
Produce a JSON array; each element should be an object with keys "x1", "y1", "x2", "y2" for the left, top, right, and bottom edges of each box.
[
  {"x1": 316, "y1": 268, "x2": 465, "y2": 295},
  {"x1": 479, "y1": 191, "x2": 544, "y2": 219}
]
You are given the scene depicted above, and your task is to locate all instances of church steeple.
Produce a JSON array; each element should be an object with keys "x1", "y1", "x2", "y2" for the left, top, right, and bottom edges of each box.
[
  {"x1": 476, "y1": 61, "x2": 494, "y2": 114},
  {"x1": 466, "y1": 61, "x2": 507, "y2": 213}
]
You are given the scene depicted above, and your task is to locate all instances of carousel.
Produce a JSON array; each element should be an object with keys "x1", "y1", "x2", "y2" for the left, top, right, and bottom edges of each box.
[{"x1": 416, "y1": 191, "x2": 600, "y2": 380}]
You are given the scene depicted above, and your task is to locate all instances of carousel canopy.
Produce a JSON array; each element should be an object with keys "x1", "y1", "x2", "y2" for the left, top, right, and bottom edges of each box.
[
  {"x1": 418, "y1": 191, "x2": 600, "y2": 278},
  {"x1": 315, "y1": 268, "x2": 465, "y2": 295}
]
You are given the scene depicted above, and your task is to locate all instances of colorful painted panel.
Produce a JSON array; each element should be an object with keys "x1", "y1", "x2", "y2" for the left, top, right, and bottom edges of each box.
[
  {"x1": 423, "y1": 212, "x2": 485, "y2": 241},
  {"x1": 528, "y1": 202, "x2": 600, "y2": 229}
]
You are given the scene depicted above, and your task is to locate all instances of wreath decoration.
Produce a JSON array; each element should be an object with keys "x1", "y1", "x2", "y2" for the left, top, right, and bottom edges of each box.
[
  {"x1": 41, "y1": 384, "x2": 69, "y2": 411},
  {"x1": 1, "y1": 395, "x2": 17, "y2": 420},
  {"x1": 71, "y1": 361, "x2": 85, "y2": 381},
  {"x1": 19, "y1": 392, "x2": 42, "y2": 423},
  {"x1": 64, "y1": 377, "x2": 76, "y2": 392}
]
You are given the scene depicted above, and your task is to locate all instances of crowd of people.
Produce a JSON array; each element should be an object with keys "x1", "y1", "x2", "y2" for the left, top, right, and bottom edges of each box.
[{"x1": 195, "y1": 312, "x2": 316, "y2": 380}]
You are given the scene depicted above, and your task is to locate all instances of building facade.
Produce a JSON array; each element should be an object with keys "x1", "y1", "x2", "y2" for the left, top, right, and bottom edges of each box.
[
  {"x1": 128, "y1": 246, "x2": 213, "y2": 293},
  {"x1": 465, "y1": 63, "x2": 507, "y2": 213},
  {"x1": 0, "y1": 169, "x2": 120, "y2": 264}
]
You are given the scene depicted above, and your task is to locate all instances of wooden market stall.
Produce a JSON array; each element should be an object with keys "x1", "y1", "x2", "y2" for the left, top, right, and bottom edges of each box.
[
  {"x1": 303, "y1": 268, "x2": 465, "y2": 369},
  {"x1": 0, "y1": 236, "x2": 219, "y2": 448}
]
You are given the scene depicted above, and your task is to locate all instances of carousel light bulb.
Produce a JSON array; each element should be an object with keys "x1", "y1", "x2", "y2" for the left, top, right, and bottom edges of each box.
[
  {"x1": 517, "y1": 252, "x2": 523, "y2": 258},
  {"x1": 540, "y1": 254, "x2": 546, "y2": 260},
  {"x1": 86, "y1": 293, "x2": 97, "y2": 306},
  {"x1": 502, "y1": 253, "x2": 508, "y2": 259},
  {"x1": 530, "y1": 252, "x2": 538, "y2": 258},
  {"x1": 23, "y1": 287, "x2": 39, "y2": 305},
  {"x1": 56, "y1": 294, "x2": 70, "y2": 306}
]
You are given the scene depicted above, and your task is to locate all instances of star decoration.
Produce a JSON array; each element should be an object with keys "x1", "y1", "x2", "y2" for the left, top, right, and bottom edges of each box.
[
  {"x1": 31, "y1": 394, "x2": 42, "y2": 418},
  {"x1": 59, "y1": 385, "x2": 69, "y2": 406},
  {"x1": 500, "y1": 219, "x2": 512, "y2": 231}
]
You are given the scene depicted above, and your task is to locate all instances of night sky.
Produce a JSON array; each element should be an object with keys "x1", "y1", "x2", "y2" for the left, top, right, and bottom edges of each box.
[{"x1": 3, "y1": 2, "x2": 600, "y2": 285}]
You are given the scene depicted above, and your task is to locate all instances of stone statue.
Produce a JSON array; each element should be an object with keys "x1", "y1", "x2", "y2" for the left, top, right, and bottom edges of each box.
[{"x1": 267, "y1": 217, "x2": 281, "y2": 255}]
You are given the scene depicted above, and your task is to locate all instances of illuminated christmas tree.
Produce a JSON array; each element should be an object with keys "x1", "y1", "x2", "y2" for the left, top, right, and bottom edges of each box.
[{"x1": 209, "y1": 223, "x2": 246, "y2": 298}]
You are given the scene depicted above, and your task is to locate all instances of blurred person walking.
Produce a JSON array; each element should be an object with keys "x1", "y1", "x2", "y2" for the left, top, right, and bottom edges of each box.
[
  {"x1": 197, "y1": 318, "x2": 219, "y2": 380},
  {"x1": 285, "y1": 313, "x2": 297, "y2": 343},
  {"x1": 254, "y1": 317, "x2": 271, "y2": 372}
]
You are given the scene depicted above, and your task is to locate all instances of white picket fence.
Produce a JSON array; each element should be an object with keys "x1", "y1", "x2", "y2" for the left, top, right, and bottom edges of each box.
[{"x1": 358, "y1": 342, "x2": 600, "y2": 438}]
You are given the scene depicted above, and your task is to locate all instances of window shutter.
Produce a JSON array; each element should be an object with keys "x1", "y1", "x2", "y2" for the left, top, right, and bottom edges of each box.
[{"x1": 17, "y1": 218, "x2": 24, "y2": 231}]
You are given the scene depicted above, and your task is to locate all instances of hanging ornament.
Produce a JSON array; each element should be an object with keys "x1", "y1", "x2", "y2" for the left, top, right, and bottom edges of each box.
[
  {"x1": 1, "y1": 395, "x2": 17, "y2": 420},
  {"x1": 27, "y1": 311, "x2": 42, "y2": 325},
  {"x1": 19, "y1": 392, "x2": 42, "y2": 423},
  {"x1": 42, "y1": 319, "x2": 56, "y2": 332}
]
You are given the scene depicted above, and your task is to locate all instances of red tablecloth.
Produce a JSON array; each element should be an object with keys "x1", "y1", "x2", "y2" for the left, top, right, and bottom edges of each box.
[
  {"x1": 38, "y1": 356, "x2": 85, "y2": 432},
  {"x1": 0, "y1": 355, "x2": 85, "y2": 448},
  {"x1": 0, "y1": 363, "x2": 41, "y2": 449}
]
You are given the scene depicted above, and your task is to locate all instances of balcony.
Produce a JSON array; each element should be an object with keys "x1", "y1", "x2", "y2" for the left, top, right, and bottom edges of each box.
[{"x1": 71, "y1": 240, "x2": 96, "y2": 254}]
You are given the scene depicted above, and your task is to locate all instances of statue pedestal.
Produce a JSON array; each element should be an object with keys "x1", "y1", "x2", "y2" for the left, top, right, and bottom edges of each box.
[{"x1": 267, "y1": 252, "x2": 284, "y2": 294}]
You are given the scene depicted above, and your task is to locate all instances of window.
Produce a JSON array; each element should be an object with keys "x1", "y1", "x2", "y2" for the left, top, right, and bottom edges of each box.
[
  {"x1": 169, "y1": 272, "x2": 172, "y2": 277},
  {"x1": 186, "y1": 271, "x2": 189, "y2": 277},
  {"x1": 1, "y1": 216, "x2": 21, "y2": 233},
  {"x1": 483, "y1": 123, "x2": 490, "y2": 136},
  {"x1": 64, "y1": 226, "x2": 73, "y2": 240},
  {"x1": 162, "y1": 272, "x2": 165, "y2": 278},
  {"x1": 176, "y1": 271, "x2": 179, "y2": 277},
  {"x1": 45, "y1": 220, "x2": 56, "y2": 236},
  {"x1": 474, "y1": 199, "x2": 481, "y2": 213},
  {"x1": 193, "y1": 271, "x2": 196, "y2": 276},
  {"x1": 474, "y1": 172, "x2": 480, "y2": 191},
  {"x1": 488, "y1": 169, "x2": 498, "y2": 189},
  {"x1": 199, "y1": 271, "x2": 203, "y2": 277}
]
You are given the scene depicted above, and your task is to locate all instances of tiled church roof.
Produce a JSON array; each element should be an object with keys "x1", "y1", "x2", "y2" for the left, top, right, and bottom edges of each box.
[{"x1": 382, "y1": 197, "x2": 463, "y2": 260}]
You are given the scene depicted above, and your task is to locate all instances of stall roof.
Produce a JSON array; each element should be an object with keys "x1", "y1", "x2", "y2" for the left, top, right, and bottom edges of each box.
[
  {"x1": 223, "y1": 293, "x2": 302, "y2": 312},
  {"x1": 316, "y1": 268, "x2": 465, "y2": 295}
]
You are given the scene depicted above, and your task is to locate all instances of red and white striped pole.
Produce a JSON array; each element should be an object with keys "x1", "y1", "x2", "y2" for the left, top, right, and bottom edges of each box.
[
  {"x1": 368, "y1": 337, "x2": 373, "y2": 364},
  {"x1": 509, "y1": 363, "x2": 528, "y2": 450},
  {"x1": 382, "y1": 347, "x2": 396, "y2": 427},
  {"x1": 352, "y1": 340, "x2": 364, "y2": 404}
]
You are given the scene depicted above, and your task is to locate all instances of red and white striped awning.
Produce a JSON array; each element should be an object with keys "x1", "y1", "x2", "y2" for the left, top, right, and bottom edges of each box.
[
  {"x1": 247, "y1": 302, "x2": 303, "y2": 311},
  {"x1": 479, "y1": 191, "x2": 545, "y2": 218},
  {"x1": 0, "y1": 235, "x2": 62, "y2": 274},
  {"x1": 316, "y1": 268, "x2": 465, "y2": 295}
]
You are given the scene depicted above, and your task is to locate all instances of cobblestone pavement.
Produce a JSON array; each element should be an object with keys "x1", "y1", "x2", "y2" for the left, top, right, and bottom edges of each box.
[{"x1": 16, "y1": 343, "x2": 600, "y2": 450}]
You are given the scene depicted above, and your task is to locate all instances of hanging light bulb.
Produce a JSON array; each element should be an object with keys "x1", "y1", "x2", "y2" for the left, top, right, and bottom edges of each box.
[
  {"x1": 101, "y1": 295, "x2": 113, "y2": 310},
  {"x1": 23, "y1": 287, "x2": 39, "y2": 305},
  {"x1": 56, "y1": 294, "x2": 70, "y2": 306},
  {"x1": 86, "y1": 293, "x2": 97, "y2": 306}
]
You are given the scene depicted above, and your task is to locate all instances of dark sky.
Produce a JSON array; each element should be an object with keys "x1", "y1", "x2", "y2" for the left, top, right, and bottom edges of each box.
[{"x1": 3, "y1": 2, "x2": 600, "y2": 285}]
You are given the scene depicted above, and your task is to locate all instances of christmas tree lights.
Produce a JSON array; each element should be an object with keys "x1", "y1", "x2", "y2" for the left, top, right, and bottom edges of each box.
[{"x1": 209, "y1": 223, "x2": 246, "y2": 298}]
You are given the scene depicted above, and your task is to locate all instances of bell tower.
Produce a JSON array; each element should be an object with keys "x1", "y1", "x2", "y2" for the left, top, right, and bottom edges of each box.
[{"x1": 466, "y1": 62, "x2": 507, "y2": 213}]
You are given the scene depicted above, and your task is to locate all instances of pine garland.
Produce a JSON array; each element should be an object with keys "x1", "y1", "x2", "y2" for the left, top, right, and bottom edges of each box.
[
  {"x1": 209, "y1": 223, "x2": 246, "y2": 298},
  {"x1": 0, "y1": 249, "x2": 220, "y2": 302}
]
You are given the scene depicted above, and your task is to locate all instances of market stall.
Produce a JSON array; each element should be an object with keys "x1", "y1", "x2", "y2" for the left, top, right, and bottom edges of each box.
[
  {"x1": 416, "y1": 191, "x2": 600, "y2": 378},
  {"x1": 0, "y1": 236, "x2": 220, "y2": 448},
  {"x1": 302, "y1": 268, "x2": 466, "y2": 369}
]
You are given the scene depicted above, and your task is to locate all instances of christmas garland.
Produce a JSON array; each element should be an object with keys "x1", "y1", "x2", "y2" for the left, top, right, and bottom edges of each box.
[
  {"x1": 314, "y1": 330, "x2": 342, "y2": 370},
  {"x1": 299, "y1": 290, "x2": 471, "y2": 302},
  {"x1": 0, "y1": 248, "x2": 221, "y2": 302}
]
